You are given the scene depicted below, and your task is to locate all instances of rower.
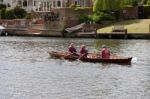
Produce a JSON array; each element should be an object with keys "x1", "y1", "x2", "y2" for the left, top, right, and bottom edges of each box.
[
  {"x1": 68, "y1": 43, "x2": 78, "y2": 56},
  {"x1": 100, "y1": 45, "x2": 110, "y2": 58},
  {"x1": 79, "y1": 45, "x2": 88, "y2": 58}
]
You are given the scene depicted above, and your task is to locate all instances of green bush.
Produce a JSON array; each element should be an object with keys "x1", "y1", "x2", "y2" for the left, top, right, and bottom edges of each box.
[
  {"x1": 112, "y1": 10, "x2": 121, "y2": 20},
  {"x1": 0, "y1": 8, "x2": 6, "y2": 19},
  {"x1": 131, "y1": 0, "x2": 138, "y2": 6},
  {"x1": 100, "y1": 13, "x2": 115, "y2": 21},
  {"x1": 26, "y1": 13, "x2": 32, "y2": 19},
  {"x1": 143, "y1": 5, "x2": 150, "y2": 18},
  {"x1": 90, "y1": 13, "x2": 101, "y2": 23},
  {"x1": 78, "y1": 14, "x2": 91, "y2": 23},
  {"x1": 14, "y1": 6, "x2": 27, "y2": 18},
  {"x1": 89, "y1": 12, "x2": 115, "y2": 24},
  {"x1": 0, "y1": 4, "x2": 6, "y2": 10},
  {"x1": 1, "y1": 6, "x2": 27, "y2": 19},
  {"x1": 147, "y1": 0, "x2": 150, "y2": 5},
  {"x1": 5, "y1": 9, "x2": 16, "y2": 19}
]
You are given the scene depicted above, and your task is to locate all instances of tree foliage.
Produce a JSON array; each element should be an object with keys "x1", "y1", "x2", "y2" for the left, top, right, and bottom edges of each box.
[
  {"x1": 147, "y1": 0, "x2": 150, "y2": 5},
  {"x1": 5, "y1": 9, "x2": 16, "y2": 19},
  {"x1": 93, "y1": 0, "x2": 121, "y2": 12},
  {"x1": 0, "y1": 8, "x2": 6, "y2": 19},
  {"x1": 93, "y1": 0, "x2": 145, "y2": 12},
  {"x1": 1, "y1": 6, "x2": 27, "y2": 19},
  {"x1": 88, "y1": 12, "x2": 115, "y2": 23},
  {"x1": 120, "y1": 0, "x2": 143, "y2": 7},
  {"x1": 14, "y1": 6, "x2": 27, "y2": 19},
  {"x1": 0, "y1": 4, "x2": 6, "y2": 10}
]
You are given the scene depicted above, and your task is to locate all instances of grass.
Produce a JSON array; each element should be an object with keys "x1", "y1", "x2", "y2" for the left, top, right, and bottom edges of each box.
[{"x1": 97, "y1": 19, "x2": 150, "y2": 34}]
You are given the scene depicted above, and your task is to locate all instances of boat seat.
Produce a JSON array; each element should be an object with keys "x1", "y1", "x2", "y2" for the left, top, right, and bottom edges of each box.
[{"x1": 112, "y1": 25, "x2": 127, "y2": 34}]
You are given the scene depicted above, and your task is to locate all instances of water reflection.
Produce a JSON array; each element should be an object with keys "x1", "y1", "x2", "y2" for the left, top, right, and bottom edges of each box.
[{"x1": 0, "y1": 37, "x2": 150, "y2": 99}]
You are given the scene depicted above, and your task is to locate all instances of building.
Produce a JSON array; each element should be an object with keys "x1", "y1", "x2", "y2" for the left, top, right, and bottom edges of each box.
[
  {"x1": 0, "y1": 0, "x2": 13, "y2": 6},
  {"x1": 0, "y1": 0, "x2": 93, "y2": 34},
  {"x1": 1, "y1": 0, "x2": 93, "y2": 12}
]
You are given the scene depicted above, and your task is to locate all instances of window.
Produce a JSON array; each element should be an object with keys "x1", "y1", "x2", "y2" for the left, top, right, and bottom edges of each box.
[
  {"x1": 74, "y1": 0, "x2": 81, "y2": 6},
  {"x1": 52, "y1": 1, "x2": 55, "y2": 7},
  {"x1": 23, "y1": 0, "x2": 27, "y2": 7},
  {"x1": 34, "y1": 1, "x2": 36, "y2": 6},
  {"x1": 7, "y1": 3, "x2": 11, "y2": 7},
  {"x1": 75, "y1": 1, "x2": 77, "y2": 5},
  {"x1": 18, "y1": 0, "x2": 22, "y2": 6},
  {"x1": 57, "y1": 1, "x2": 61, "y2": 7}
]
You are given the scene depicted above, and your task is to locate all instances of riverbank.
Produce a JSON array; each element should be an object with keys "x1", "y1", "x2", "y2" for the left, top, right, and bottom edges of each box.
[
  {"x1": 76, "y1": 32, "x2": 150, "y2": 39},
  {"x1": 3, "y1": 19, "x2": 150, "y2": 39},
  {"x1": 5, "y1": 28, "x2": 62, "y2": 37},
  {"x1": 4, "y1": 28, "x2": 150, "y2": 39}
]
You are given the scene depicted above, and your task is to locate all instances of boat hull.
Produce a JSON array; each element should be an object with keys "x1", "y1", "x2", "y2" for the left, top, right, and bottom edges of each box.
[
  {"x1": 80, "y1": 57, "x2": 132, "y2": 64},
  {"x1": 48, "y1": 51, "x2": 132, "y2": 64}
]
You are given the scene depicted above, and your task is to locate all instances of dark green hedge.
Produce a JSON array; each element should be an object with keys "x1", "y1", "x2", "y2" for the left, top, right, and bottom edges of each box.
[
  {"x1": 0, "y1": 6, "x2": 27, "y2": 19},
  {"x1": 143, "y1": 5, "x2": 150, "y2": 18},
  {"x1": 0, "y1": 4, "x2": 6, "y2": 10},
  {"x1": 79, "y1": 12, "x2": 115, "y2": 24}
]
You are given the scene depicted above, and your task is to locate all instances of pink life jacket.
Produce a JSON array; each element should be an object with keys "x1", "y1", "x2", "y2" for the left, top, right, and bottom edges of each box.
[
  {"x1": 101, "y1": 48, "x2": 110, "y2": 58},
  {"x1": 80, "y1": 48, "x2": 88, "y2": 55},
  {"x1": 68, "y1": 47, "x2": 77, "y2": 54}
]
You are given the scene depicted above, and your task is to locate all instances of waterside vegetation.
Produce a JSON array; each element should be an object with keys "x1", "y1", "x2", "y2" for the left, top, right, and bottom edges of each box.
[{"x1": 0, "y1": 5, "x2": 27, "y2": 19}]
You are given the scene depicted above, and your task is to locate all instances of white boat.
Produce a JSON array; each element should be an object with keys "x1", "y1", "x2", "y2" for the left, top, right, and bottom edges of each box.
[
  {"x1": 0, "y1": 25, "x2": 7, "y2": 36},
  {"x1": 65, "y1": 23, "x2": 85, "y2": 33}
]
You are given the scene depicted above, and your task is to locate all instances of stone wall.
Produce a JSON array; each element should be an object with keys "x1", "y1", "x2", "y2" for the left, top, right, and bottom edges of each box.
[
  {"x1": 121, "y1": 7, "x2": 138, "y2": 19},
  {"x1": 62, "y1": 8, "x2": 92, "y2": 27},
  {"x1": 30, "y1": 8, "x2": 92, "y2": 31},
  {"x1": 0, "y1": 8, "x2": 92, "y2": 35},
  {"x1": 44, "y1": 8, "x2": 92, "y2": 31},
  {"x1": 0, "y1": 19, "x2": 32, "y2": 28}
]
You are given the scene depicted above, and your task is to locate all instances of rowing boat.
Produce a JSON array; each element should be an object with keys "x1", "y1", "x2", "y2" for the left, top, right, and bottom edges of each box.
[{"x1": 48, "y1": 51, "x2": 132, "y2": 64}]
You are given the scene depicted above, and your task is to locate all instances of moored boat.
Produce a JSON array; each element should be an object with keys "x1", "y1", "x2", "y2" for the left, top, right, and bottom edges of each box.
[
  {"x1": 48, "y1": 51, "x2": 132, "y2": 64},
  {"x1": 0, "y1": 25, "x2": 6, "y2": 36}
]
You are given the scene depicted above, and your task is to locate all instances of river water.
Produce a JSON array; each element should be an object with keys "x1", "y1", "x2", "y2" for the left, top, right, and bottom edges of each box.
[{"x1": 0, "y1": 37, "x2": 150, "y2": 99}]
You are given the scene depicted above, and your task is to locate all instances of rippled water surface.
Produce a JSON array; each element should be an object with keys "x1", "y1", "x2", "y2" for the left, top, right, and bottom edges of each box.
[{"x1": 0, "y1": 37, "x2": 150, "y2": 99}]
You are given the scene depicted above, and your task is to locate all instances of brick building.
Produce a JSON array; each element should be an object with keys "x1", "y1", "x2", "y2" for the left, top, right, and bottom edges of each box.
[
  {"x1": 1, "y1": 0, "x2": 93, "y2": 12},
  {"x1": 0, "y1": 0, "x2": 93, "y2": 35}
]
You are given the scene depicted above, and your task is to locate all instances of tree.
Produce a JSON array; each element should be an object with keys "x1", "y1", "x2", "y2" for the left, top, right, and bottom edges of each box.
[
  {"x1": 14, "y1": 6, "x2": 27, "y2": 19},
  {"x1": 0, "y1": 4, "x2": 6, "y2": 10},
  {"x1": 4, "y1": 6, "x2": 27, "y2": 19},
  {"x1": 147, "y1": 0, "x2": 150, "y2": 4},
  {"x1": 5, "y1": 9, "x2": 16, "y2": 19},
  {"x1": 143, "y1": 0, "x2": 148, "y2": 4},
  {"x1": 120, "y1": 0, "x2": 143, "y2": 7},
  {"x1": 0, "y1": 8, "x2": 6, "y2": 19},
  {"x1": 93, "y1": 0, "x2": 121, "y2": 12},
  {"x1": 93, "y1": 0, "x2": 103, "y2": 12}
]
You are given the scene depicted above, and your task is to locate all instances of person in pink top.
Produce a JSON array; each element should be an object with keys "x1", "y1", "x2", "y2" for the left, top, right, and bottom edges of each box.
[
  {"x1": 79, "y1": 45, "x2": 88, "y2": 57},
  {"x1": 101, "y1": 45, "x2": 110, "y2": 58},
  {"x1": 68, "y1": 43, "x2": 78, "y2": 56}
]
